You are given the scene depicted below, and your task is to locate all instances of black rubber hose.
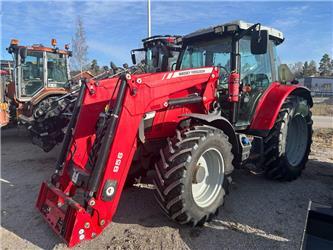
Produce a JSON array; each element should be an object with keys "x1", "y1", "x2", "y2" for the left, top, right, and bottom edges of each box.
[
  {"x1": 55, "y1": 83, "x2": 86, "y2": 171},
  {"x1": 87, "y1": 75, "x2": 128, "y2": 195}
]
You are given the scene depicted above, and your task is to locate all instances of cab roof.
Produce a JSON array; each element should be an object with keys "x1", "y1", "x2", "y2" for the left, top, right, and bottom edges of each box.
[{"x1": 183, "y1": 20, "x2": 284, "y2": 44}]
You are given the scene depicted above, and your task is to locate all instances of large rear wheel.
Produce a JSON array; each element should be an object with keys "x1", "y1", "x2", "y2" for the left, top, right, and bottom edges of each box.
[
  {"x1": 263, "y1": 96, "x2": 313, "y2": 181},
  {"x1": 153, "y1": 125, "x2": 234, "y2": 226}
]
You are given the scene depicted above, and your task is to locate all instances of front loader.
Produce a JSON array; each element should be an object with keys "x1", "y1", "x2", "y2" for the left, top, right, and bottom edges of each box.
[{"x1": 36, "y1": 20, "x2": 313, "y2": 247}]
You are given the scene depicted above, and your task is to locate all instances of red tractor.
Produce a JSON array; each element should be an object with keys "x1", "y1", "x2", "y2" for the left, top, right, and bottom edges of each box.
[{"x1": 36, "y1": 20, "x2": 313, "y2": 247}]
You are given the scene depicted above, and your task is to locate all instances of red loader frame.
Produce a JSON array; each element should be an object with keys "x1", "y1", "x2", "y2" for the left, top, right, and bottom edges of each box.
[{"x1": 36, "y1": 67, "x2": 219, "y2": 246}]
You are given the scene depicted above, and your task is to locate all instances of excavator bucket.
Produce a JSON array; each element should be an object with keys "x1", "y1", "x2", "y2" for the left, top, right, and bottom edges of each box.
[{"x1": 301, "y1": 201, "x2": 333, "y2": 250}]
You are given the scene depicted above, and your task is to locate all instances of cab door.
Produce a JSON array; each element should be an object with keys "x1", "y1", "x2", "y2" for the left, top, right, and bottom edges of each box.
[
  {"x1": 236, "y1": 37, "x2": 278, "y2": 127},
  {"x1": 16, "y1": 50, "x2": 46, "y2": 102}
]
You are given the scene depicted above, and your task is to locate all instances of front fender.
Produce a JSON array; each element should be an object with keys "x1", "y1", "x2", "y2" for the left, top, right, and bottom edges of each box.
[
  {"x1": 183, "y1": 113, "x2": 240, "y2": 156},
  {"x1": 250, "y1": 82, "x2": 312, "y2": 131}
]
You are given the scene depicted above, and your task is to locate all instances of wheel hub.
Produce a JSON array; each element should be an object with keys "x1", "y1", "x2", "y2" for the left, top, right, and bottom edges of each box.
[
  {"x1": 193, "y1": 164, "x2": 206, "y2": 184},
  {"x1": 192, "y1": 148, "x2": 224, "y2": 208}
]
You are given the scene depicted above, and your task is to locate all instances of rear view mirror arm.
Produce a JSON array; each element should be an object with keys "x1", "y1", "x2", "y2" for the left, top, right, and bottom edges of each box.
[{"x1": 235, "y1": 23, "x2": 261, "y2": 41}]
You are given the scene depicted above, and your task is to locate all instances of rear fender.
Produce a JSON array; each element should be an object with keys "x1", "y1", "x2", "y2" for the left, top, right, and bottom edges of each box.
[
  {"x1": 183, "y1": 113, "x2": 240, "y2": 156},
  {"x1": 249, "y1": 82, "x2": 312, "y2": 132}
]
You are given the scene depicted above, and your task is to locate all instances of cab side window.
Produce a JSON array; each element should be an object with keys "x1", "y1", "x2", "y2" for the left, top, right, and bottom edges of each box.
[{"x1": 240, "y1": 37, "x2": 272, "y2": 90}]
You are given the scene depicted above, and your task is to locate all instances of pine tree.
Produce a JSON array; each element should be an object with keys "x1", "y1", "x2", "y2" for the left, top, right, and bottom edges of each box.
[
  {"x1": 318, "y1": 53, "x2": 333, "y2": 76},
  {"x1": 308, "y1": 60, "x2": 317, "y2": 76}
]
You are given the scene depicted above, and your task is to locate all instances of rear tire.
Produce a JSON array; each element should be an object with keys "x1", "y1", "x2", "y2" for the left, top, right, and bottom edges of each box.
[
  {"x1": 153, "y1": 125, "x2": 234, "y2": 226},
  {"x1": 263, "y1": 96, "x2": 313, "y2": 181}
]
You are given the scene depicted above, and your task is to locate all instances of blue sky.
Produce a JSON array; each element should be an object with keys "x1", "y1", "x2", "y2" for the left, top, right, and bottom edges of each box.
[{"x1": 1, "y1": 0, "x2": 332, "y2": 67}]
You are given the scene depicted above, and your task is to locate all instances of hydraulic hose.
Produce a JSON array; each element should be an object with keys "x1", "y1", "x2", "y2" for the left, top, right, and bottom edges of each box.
[
  {"x1": 87, "y1": 75, "x2": 128, "y2": 196},
  {"x1": 55, "y1": 82, "x2": 86, "y2": 171}
]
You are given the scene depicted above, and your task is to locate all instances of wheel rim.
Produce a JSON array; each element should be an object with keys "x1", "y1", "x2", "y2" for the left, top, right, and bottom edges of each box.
[
  {"x1": 285, "y1": 115, "x2": 308, "y2": 167},
  {"x1": 192, "y1": 148, "x2": 224, "y2": 208}
]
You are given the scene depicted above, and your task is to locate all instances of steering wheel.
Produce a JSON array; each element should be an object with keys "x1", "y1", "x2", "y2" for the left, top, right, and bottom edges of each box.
[{"x1": 216, "y1": 65, "x2": 230, "y2": 89}]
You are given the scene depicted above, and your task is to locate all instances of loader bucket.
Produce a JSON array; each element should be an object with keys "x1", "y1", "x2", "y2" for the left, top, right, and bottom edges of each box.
[{"x1": 301, "y1": 201, "x2": 333, "y2": 250}]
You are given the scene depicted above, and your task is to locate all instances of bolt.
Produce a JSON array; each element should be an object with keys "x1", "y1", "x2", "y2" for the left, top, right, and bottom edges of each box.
[
  {"x1": 91, "y1": 233, "x2": 97, "y2": 238},
  {"x1": 136, "y1": 78, "x2": 142, "y2": 84},
  {"x1": 126, "y1": 74, "x2": 131, "y2": 80},
  {"x1": 57, "y1": 202, "x2": 63, "y2": 207},
  {"x1": 79, "y1": 229, "x2": 85, "y2": 235},
  {"x1": 79, "y1": 234, "x2": 85, "y2": 240},
  {"x1": 89, "y1": 199, "x2": 96, "y2": 206},
  {"x1": 84, "y1": 222, "x2": 90, "y2": 229},
  {"x1": 100, "y1": 219, "x2": 105, "y2": 226},
  {"x1": 106, "y1": 186, "x2": 115, "y2": 197},
  {"x1": 163, "y1": 102, "x2": 168, "y2": 107}
]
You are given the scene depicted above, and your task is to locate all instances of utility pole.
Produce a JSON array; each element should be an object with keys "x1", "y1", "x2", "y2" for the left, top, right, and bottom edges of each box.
[{"x1": 147, "y1": 0, "x2": 151, "y2": 37}]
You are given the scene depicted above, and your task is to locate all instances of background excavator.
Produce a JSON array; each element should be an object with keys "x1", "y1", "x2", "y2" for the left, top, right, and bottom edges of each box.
[
  {"x1": 36, "y1": 20, "x2": 315, "y2": 247},
  {"x1": 2, "y1": 39, "x2": 76, "y2": 151}
]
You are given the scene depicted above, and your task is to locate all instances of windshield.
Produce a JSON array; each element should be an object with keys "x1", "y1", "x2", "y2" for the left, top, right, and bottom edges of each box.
[
  {"x1": 47, "y1": 52, "x2": 68, "y2": 86},
  {"x1": 146, "y1": 46, "x2": 179, "y2": 72},
  {"x1": 180, "y1": 38, "x2": 232, "y2": 71},
  {"x1": 132, "y1": 43, "x2": 180, "y2": 73},
  {"x1": 20, "y1": 51, "x2": 44, "y2": 97}
]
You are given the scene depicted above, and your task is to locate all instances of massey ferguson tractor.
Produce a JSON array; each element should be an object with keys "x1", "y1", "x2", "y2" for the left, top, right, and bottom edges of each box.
[
  {"x1": 3, "y1": 39, "x2": 76, "y2": 151},
  {"x1": 36, "y1": 20, "x2": 313, "y2": 247}
]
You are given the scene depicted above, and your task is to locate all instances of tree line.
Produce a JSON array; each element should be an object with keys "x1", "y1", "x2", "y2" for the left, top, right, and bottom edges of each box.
[{"x1": 289, "y1": 53, "x2": 333, "y2": 79}]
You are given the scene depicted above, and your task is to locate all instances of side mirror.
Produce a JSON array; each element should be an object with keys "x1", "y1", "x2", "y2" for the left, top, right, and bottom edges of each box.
[
  {"x1": 19, "y1": 47, "x2": 28, "y2": 63},
  {"x1": 131, "y1": 51, "x2": 136, "y2": 65},
  {"x1": 251, "y1": 30, "x2": 268, "y2": 55}
]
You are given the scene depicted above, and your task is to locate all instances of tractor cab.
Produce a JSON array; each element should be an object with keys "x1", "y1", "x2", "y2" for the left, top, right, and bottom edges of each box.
[
  {"x1": 176, "y1": 20, "x2": 285, "y2": 128},
  {"x1": 131, "y1": 35, "x2": 182, "y2": 73},
  {"x1": 7, "y1": 39, "x2": 71, "y2": 102}
]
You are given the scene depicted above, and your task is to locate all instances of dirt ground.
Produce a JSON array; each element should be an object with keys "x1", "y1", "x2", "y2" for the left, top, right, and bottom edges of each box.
[{"x1": 1, "y1": 128, "x2": 332, "y2": 250}]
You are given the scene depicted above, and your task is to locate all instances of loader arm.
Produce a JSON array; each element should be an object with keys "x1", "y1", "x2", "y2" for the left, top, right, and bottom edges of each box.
[{"x1": 36, "y1": 66, "x2": 219, "y2": 247}]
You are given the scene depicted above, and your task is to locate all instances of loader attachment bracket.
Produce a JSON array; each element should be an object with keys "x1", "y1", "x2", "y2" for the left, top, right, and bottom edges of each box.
[{"x1": 36, "y1": 182, "x2": 95, "y2": 247}]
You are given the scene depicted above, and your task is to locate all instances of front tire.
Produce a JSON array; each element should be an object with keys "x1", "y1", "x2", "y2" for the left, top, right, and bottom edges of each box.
[
  {"x1": 153, "y1": 125, "x2": 234, "y2": 226},
  {"x1": 263, "y1": 96, "x2": 313, "y2": 181}
]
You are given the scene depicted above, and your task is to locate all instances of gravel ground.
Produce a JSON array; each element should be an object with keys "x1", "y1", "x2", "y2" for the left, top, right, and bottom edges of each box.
[{"x1": 1, "y1": 128, "x2": 332, "y2": 250}]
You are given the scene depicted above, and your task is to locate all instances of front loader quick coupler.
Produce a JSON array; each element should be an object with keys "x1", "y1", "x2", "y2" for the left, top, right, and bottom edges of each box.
[{"x1": 36, "y1": 182, "x2": 108, "y2": 246}]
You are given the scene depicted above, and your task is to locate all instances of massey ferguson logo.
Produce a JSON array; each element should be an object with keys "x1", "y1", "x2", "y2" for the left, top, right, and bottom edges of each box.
[
  {"x1": 162, "y1": 67, "x2": 213, "y2": 80},
  {"x1": 113, "y1": 152, "x2": 123, "y2": 173}
]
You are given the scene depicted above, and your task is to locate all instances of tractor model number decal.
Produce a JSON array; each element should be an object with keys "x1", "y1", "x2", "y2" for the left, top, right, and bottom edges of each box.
[{"x1": 113, "y1": 152, "x2": 124, "y2": 173}]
